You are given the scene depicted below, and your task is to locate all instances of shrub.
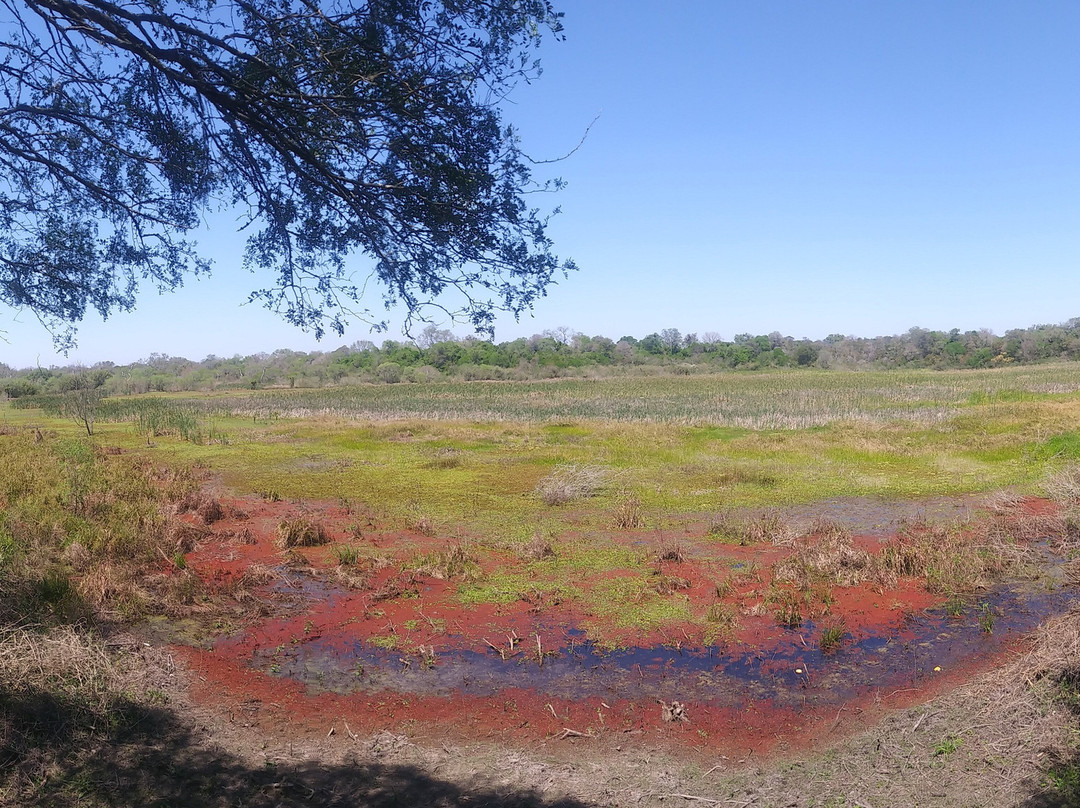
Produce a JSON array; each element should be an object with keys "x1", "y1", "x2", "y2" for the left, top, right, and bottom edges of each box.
[{"x1": 376, "y1": 362, "x2": 402, "y2": 384}]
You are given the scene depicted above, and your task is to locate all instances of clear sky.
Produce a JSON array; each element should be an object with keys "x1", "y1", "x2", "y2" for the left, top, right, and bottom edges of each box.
[{"x1": 4, "y1": 0, "x2": 1080, "y2": 368}]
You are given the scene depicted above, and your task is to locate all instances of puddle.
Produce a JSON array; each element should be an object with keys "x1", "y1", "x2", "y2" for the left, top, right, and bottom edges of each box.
[{"x1": 235, "y1": 547, "x2": 1074, "y2": 711}]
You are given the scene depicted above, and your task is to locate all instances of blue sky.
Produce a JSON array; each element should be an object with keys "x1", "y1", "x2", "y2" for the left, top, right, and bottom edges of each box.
[{"x1": 4, "y1": 0, "x2": 1080, "y2": 368}]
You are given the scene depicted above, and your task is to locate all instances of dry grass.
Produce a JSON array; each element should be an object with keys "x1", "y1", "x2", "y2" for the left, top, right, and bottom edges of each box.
[
  {"x1": 523, "y1": 530, "x2": 556, "y2": 561},
  {"x1": 1045, "y1": 463, "x2": 1080, "y2": 504},
  {"x1": 611, "y1": 493, "x2": 644, "y2": 529},
  {"x1": 165, "y1": 519, "x2": 209, "y2": 555},
  {"x1": 650, "y1": 572, "x2": 691, "y2": 596},
  {"x1": 411, "y1": 544, "x2": 478, "y2": 581},
  {"x1": 983, "y1": 489, "x2": 1027, "y2": 514},
  {"x1": 174, "y1": 490, "x2": 224, "y2": 524},
  {"x1": 654, "y1": 534, "x2": 685, "y2": 563},
  {"x1": 0, "y1": 625, "x2": 125, "y2": 717},
  {"x1": 275, "y1": 516, "x2": 330, "y2": 548},
  {"x1": 879, "y1": 517, "x2": 1033, "y2": 595},
  {"x1": 707, "y1": 509, "x2": 796, "y2": 546},
  {"x1": 535, "y1": 463, "x2": 610, "y2": 506},
  {"x1": 774, "y1": 521, "x2": 876, "y2": 589}
]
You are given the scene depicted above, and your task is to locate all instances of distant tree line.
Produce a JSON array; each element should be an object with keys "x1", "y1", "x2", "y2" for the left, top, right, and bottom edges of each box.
[{"x1": 4, "y1": 319, "x2": 1080, "y2": 397}]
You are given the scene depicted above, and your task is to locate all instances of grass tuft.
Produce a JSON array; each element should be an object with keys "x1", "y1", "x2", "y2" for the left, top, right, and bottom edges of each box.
[
  {"x1": 523, "y1": 529, "x2": 556, "y2": 561},
  {"x1": 535, "y1": 463, "x2": 609, "y2": 506},
  {"x1": 611, "y1": 493, "x2": 644, "y2": 529},
  {"x1": 411, "y1": 544, "x2": 479, "y2": 581},
  {"x1": 1046, "y1": 464, "x2": 1080, "y2": 504},
  {"x1": 275, "y1": 516, "x2": 330, "y2": 548},
  {"x1": 819, "y1": 618, "x2": 847, "y2": 653}
]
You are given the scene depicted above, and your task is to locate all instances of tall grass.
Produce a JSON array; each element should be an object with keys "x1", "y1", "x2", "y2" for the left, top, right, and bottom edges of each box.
[{"x1": 65, "y1": 363, "x2": 1080, "y2": 430}]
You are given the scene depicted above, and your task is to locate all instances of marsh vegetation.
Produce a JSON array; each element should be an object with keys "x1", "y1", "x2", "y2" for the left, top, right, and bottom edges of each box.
[{"x1": 5, "y1": 364, "x2": 1080, "y2": 806}]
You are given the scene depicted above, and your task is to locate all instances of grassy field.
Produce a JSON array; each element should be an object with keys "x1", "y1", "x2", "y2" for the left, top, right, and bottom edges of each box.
[
  {"x1": 76, "y1": 362, "x2": 1080, "y2": 427},
  {"x1": 9, "y1": 364, "x2": 1080, "y2": 527},
  {"x1": 5, "y1": 364, "x2": 1080, "y2": 806},
  {"x1": 5, "y1": 364, "x2": 1080, "y2": 638}
]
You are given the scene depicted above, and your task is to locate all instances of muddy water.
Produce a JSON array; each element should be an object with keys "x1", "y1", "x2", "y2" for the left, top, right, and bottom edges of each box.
[{"x1": 240, "y1": 543, "x2": 1074, "y2": 711}]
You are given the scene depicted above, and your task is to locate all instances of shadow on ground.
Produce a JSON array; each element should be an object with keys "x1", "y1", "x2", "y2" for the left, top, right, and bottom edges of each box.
[{"x1": 0, "y1": 685, "x2": 589, "y2": 808}]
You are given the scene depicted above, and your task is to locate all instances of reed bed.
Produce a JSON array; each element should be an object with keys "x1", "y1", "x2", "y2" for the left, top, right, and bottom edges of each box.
[{"x1": 93, "y1": 364, "x2": 1080, "y2": 430}]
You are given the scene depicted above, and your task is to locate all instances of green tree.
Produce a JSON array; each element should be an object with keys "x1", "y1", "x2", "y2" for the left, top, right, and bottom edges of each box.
[{"x1": 0, "y1": 0, "x2": 573, "y2": 349}]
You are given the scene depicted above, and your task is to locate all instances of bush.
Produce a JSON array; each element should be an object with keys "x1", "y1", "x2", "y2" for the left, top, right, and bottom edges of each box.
[
  {"x1": 376, "y1": 362, "x2": 402, "y2": 384},
  {"x1": 1, "y1": 379, "x2": 38, "y2": 399}
]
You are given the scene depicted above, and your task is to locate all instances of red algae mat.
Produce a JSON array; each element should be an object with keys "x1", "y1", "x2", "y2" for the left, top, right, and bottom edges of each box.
[{"x1": 163, "y1": 494, "x2": 1076, "y2": 759}]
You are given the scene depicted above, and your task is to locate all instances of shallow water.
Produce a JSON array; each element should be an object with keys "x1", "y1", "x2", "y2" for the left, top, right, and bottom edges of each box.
[{"x1": 244, "y1": 542, "x2": 1075, "y2": 710}]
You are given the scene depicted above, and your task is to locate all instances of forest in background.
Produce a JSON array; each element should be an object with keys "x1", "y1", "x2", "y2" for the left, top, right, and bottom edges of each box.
[{"x1": 4, "y1": 318, "x2": 1080, "y2": 397}]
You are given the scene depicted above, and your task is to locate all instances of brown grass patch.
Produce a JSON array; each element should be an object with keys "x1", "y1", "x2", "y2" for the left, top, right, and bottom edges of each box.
[
  {"x1": 523, "y1": 530, "x2": 556, "y2": 561},
  {"x1": 275, "y1": 516, "x2": 330, "y2": 548},
  {"x1": 611, "y1": 494, "x2": 644, "y2": 529},
  {"x1": 411, "y1": 544, "x2": 478, "y2": 581},
  {"x1": 774, "y1": 522, "x2": 876, "y2": 590},
  {"x1": 654, "y1": 535, "x2": 685, "y2": 563},
  {"x1": 535, "y1": 463, "x2": 610, "y2": 506},
  {"x1": 174, "y1": 490, "x2": 225, "y2": 524},
  {"x1": 708, "y1": 509, "x2": 795, "y2": 546},
  {"x1": 1045, "y1": 464, "x2": 1080, "y2": 504}
]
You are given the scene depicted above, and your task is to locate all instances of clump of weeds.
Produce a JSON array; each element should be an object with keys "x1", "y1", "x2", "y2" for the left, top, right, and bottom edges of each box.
[
  {"x1": 714, "y1": 578, "x2": 733, "y2": 598},
  {"x1": 708, "y1": 509, "x2": 794, "y2": 546},
  {"x1": 881, "y1": 521, "x2": 1008, "y2": 594},
  {"x1": 945, "y1": 594, "x2": 965, "y2": 618},
  {"x1": 523, "y1": 529, "x2": 556, "y2": 561},
  {"x1": 411, "y1": 544, "x2": 479, "y2": 581},
  {"x1": 654, "y1": 534, "x2": 685, "y2": 563},
  {"x1": 819, "y1": 618, "x2": 847, "y2": 653},
  {"x1": 774, "y1": 521, "x2": 875, "y2": 590},
  {"x1": 535, "y1": 463, "x2": 610, "y2": 506},
  {"x1": 276, "y1": 516, "x2": 330, "y2": 548},
  {"x1": 403, "y1": 503, "x2": 437, "y2": 536},
  {"x1": 332, "y1": 544, "x2": 361, "y2": 566},
  {"x1": 1045, "y1": 464, "x2": 1080, "y2": 504},
  {"x1": 705, "y1": 602, "x2": 739, "y2": 636},
  {"x1": 650, "y1": 571, "x2": 691, "y2": 596},
  {"x1": 174, "y1": 490, "x2": 224, "y2": 524},
  {"x1": 767, "y1": 586, "x2": 804, "y2": 628},
  {"x1": 611, "y1": 493, "x2": 644, "y2": 529},
  {"x1": 426, "y1": 447, "x2": 463, "y2": 469}
]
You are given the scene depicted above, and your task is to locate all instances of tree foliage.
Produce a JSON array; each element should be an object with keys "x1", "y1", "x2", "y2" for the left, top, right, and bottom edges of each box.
[{"x1": 0, "y1": 0, "x2": 572, "y2": 348}]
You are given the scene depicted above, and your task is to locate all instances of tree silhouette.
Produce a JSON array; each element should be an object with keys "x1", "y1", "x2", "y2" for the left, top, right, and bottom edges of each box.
[{"x1": 0, "y1": 0, "x2": 574, "y2": 349}]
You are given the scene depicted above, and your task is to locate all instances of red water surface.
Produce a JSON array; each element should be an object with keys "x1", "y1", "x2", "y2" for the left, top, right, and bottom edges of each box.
[{"x1": 167, "y1": 494, "x2": 1061, "y2": 759}]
